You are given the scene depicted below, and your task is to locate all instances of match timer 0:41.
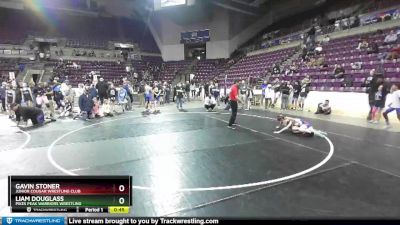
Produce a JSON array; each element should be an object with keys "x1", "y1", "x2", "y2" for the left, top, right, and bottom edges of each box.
[{"x1": 8, "y1": 176, "x2": 132, "y2": 213}]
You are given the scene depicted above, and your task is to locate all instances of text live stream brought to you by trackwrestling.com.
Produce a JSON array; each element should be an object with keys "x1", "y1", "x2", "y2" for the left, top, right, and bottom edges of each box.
[{"x1": 3, "y1": 217, "x2": 400, "y2": 225}]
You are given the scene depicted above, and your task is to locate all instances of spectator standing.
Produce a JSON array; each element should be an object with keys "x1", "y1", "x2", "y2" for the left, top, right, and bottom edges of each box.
[
  {"x1": 280, "y1": 82, "x2": 290, "y2": 110},
  {"x1": 369, "y1": 84, "x2": 388, "y2": 124},
  {"x1": 6, "y1": 84, "x2": 15, "y2": 118},
  {"x1": 165, "y1": 83, "x2": 171, "y2": 104},
  {"x1": 264, "y1": 83, "x2": 274, "y2": 109},
  {"x1": 172, "y1": 84, "x2": 177, "y2": 102},
  {"x1": 292, "y1": 81, "x2": 301, "y2": 110},
  {"x1": 382, "y1": 84, "x2": 400, "y2": 129},
  {"x1": 123, "y1": 81, "x2": 133, "y2": 105},
  {"x1": 107, "y1": 83, "x2": 117, "y2": 115},
  {"x1": 261, "y1": 81, "x2": 268, "y2": 107},
  {"x1": 245, "y1": 85, "x2": 254, "y2": 111},
  {"x1": 78, "y1": 89, "x2": 93, "y2": 120},
  {"x1": 190, "y1": 82, "x2": 196, "y2": 99},
  {"x1": 185, "y1": 81, "x2": 191, "y2": 102},
  {"x1": 176, "y1": 83, "x2": 185, "y2": 110},
  {"x1": 272, "y1": 80, "x2": 281, "y2": 108},
  {"x1": 138, "y1": 81, "x2": 145, "y2": 106},
  {"x1": 96, "y1": 78, "x2": 109, "y2": 105},
  {"x1": 213, "y1": 83, "x2": 220, "y2": 106},
  {"x1": 204, "y1": 81, "x2": 210, "y2": 99},
  {"x1": 365, "y1": 69, "x2": 384, "y2": 120},
  {"x1": 21, "y1": 82, "x2": 34, "y2": 107},
  {"x1": 239, "y1": 80, "x2": 247, "y2": 109},
  {"x1": 0, "y1": 82, "x2": 6, "y2": 112},
  {"x1": 298, "y1": 84, "x2": 309, "y2": 111},
  {"x1": 228, "y1": 80, "x2": 240, "y2": 129},
  {"x1": 44, "y1": 83, "x2": 56, "y2": 120},
  {"x1": 117, "y1": 86, "x2": 128, "y2": 113}
]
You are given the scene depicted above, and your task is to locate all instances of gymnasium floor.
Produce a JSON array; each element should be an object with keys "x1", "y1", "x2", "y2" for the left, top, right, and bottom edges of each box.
[{"x1": 1, "y1": 102, "x2": 400, "y2": 218}]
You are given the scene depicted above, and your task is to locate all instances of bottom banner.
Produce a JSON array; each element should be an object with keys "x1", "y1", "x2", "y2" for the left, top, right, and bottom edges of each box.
[
  {"x1": 66, "y1": 218, "x2": 400, "y2": 225},
  {"x1": 68, "y1": 217, "x2": 220, "y2": 225}
]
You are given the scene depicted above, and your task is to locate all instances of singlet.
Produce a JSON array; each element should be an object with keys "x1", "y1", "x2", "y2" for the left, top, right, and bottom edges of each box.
[
  {"x1": 118, "y1": 88, "x2": 127, "y2": 103},
  {"x1": 65, "y1": 102, "x2": 72, "y2": 111},
  {"x1": 294, "y1": 118, "x2": 312, "y2": 128},
  {"x1": 45, "y1": 87, "x2": 53, "y2": 100},
  {"x1": 109, "y1": 88, "x2": 117, "y2": 100},
  {"x1": 145, "y1": 85, "x2": 152, "y2": 98},
  {"x1": 6, "y1": 90, "x2": 14, "y2": 103},
  {"x1": 22, "y1": 87, "x2": 32, "y2": 101},
  {"x1": 153, "y1": 88, "x2": 160, "y2": 99}
]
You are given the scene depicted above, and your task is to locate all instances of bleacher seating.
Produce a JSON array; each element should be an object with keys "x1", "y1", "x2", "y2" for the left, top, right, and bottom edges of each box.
[
  {"x1": 217, "y1": 48, "x2": 296, "y2": 86},
  {"x1": 267, "y1": 27, "x2": 400, "y2": 92},
  {"x1": 159, "y1": 60, "x2": 191, "y2": 82},
  {"x1": 0, "y1": 59, "x2": 25, "y2": 82},
  {"x1": 194, "y1": 60, "x2": 219, "y2": 82},
  {"x1": 54, "y1": 61, "x2": 126, "y2": 86}
]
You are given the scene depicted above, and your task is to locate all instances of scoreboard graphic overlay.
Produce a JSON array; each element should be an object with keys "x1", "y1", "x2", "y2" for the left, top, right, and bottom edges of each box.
[{"x1": 8, "y1": 176, "x2": 132, "y2": 213}]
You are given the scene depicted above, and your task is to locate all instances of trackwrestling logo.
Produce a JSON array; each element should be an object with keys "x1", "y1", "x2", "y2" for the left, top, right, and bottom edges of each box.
[{"x1": 2, "y1": 217, "x2": 64, "y2": 225}]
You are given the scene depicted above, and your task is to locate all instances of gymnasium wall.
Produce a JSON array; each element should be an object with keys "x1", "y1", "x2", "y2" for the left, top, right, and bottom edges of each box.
[
  {"x1": 222, "y1": 88, "x2": 398, "y2": 121},
  {"x1": 305, "y1": 91, "x2": 399, "y2": 121},
  {"x1": 148, "y1": 8, "x2": 231, "y2": 61}
]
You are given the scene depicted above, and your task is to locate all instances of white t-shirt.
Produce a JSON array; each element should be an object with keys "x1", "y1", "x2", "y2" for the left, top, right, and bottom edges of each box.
[
  {"x1": 265, "y1": 86, "x2": 275, "y2": 99},
  {"x1": 204, "y1": 96, "x2": 217, "y2": 106},
  {"x1": 145, "y1": 85, "x2": 152, "y2": 95},
  {"x1": 389, "y1": 90, "x2": 400, "y2": 108}
]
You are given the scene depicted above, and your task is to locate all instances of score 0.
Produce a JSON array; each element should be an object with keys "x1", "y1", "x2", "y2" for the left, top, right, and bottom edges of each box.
[{"x1": 116, "y1": 184, "x2": 128, "y2": 205}]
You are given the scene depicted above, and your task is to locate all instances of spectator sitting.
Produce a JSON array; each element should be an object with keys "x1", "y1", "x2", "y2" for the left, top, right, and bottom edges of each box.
[
  {"x1": 91, "y1": 97, "x2": 102, "y2": 118},
  {"x1": 383, "y1": 30, "x2": 398, "y2": 45},
  {"x1": 307, "y1": 58, "x2": 316, "y2": 67},
  {"x1": 60, "y1": 99, "x2": 73, "y2": 118},
  {"x1": 272, "y1": 64, "x2": 281, "y2": 75},
  {"x1": 315, "y1": 56, "x2": 326, "y2": 67},
  {"x1": 351, "y1": 15, "x2": 360, "y2": 28},
  {"x1": 315, "y1": 44, "x2": 323, "y2": 54},
  {"x1": 322, "y1": 35, "x2": 330, "y2": 43},
  {"x1": 367, "y1": 41, "x2": 379, "y2": 54},
  {"x1": 204, "y1": 94, "x2": 217, "y2": 111},
  {"x1": 356, "y1": 39, "x2": 369, "y2": 50},
  {"x1": 315, "y1": 100, "x2": 331, "y2": 115},
  {"x1": 384, "y1": 45, "x2": 400, "y2": 60},
  {"x1": 332, "y1": 64, "x2": 345, "y2": 79},
  {"x1": 289, "y1": 64, "x2": 298, "y2": 73},
  {"x1": 343, "y1": 75, "x2": 353, "y2": 87},
  {"x1": 351, "y1": 62, "x2": 362, "y2": 70}
]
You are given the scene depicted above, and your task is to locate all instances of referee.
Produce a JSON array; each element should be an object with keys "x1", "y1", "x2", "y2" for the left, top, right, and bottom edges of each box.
[{"x1": 228, "y1": 80, "x2": 241, "y2": 129}]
